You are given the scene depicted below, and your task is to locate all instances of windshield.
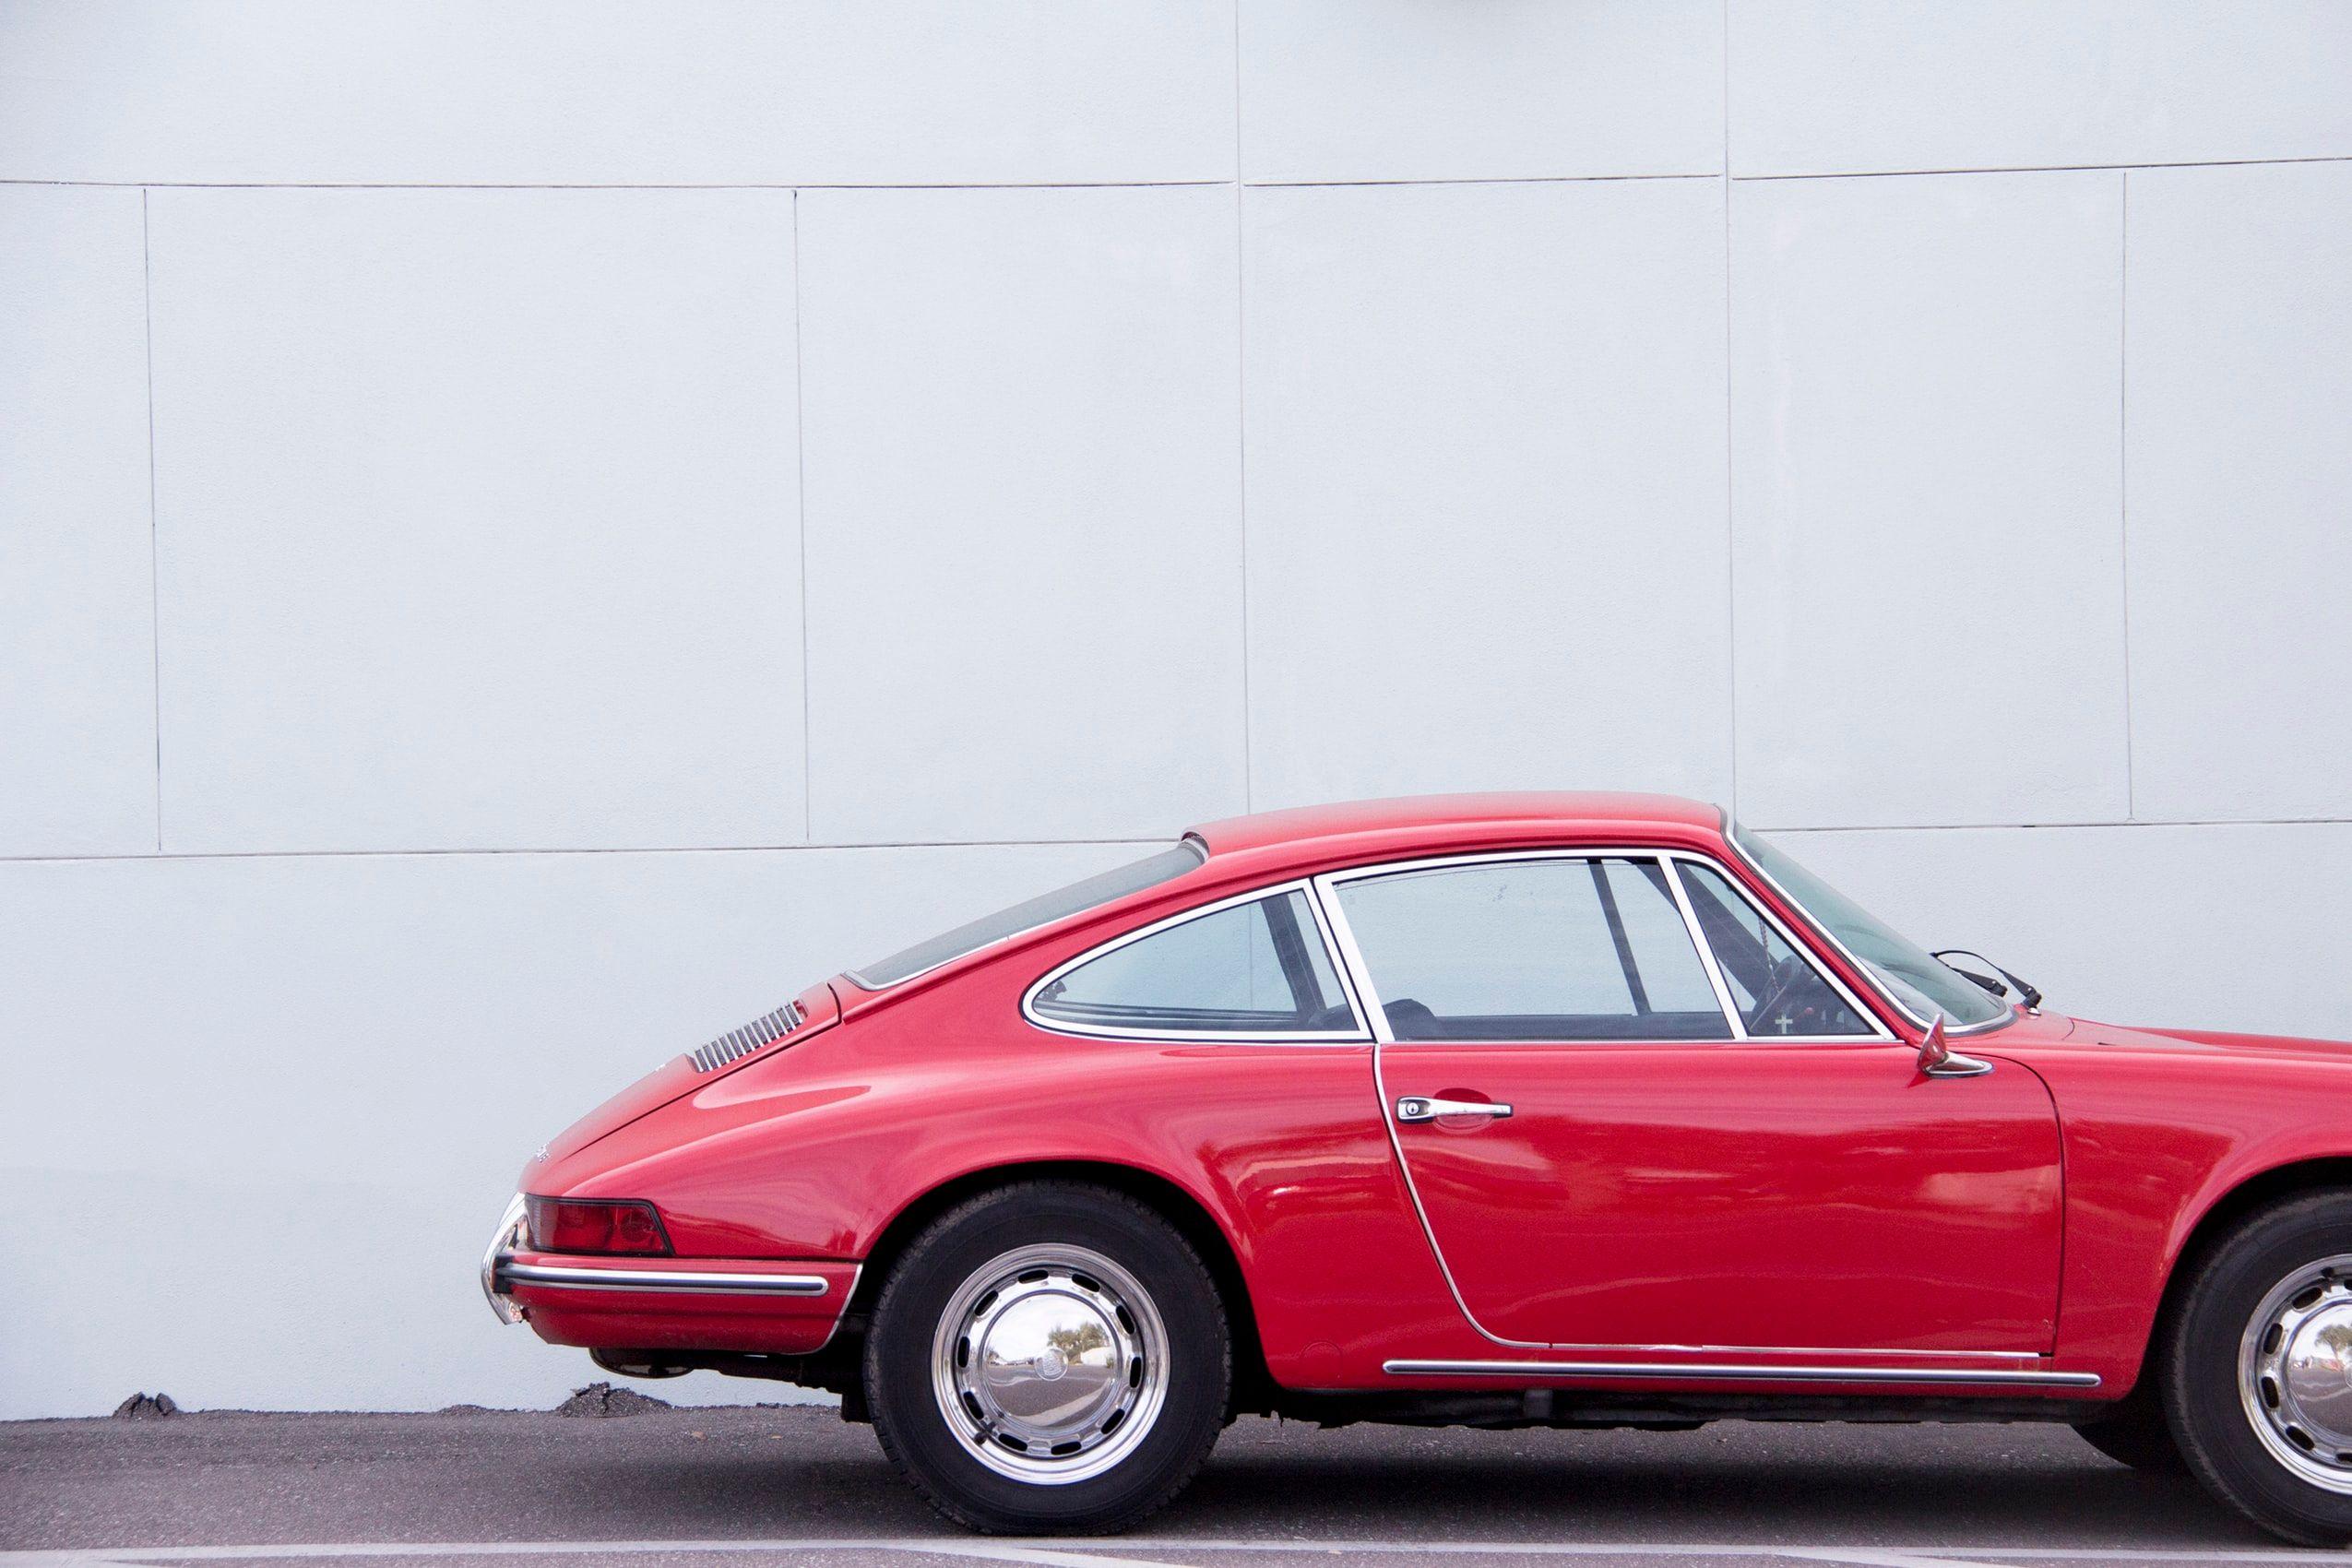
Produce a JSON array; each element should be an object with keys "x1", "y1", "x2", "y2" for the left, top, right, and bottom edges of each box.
[
  {"x1": 848, "y1": 839, "x2": 1208, "y2": 990},
  {"x1": 1729, "y1": 826, "x2": 2011, "y2": 1029}
]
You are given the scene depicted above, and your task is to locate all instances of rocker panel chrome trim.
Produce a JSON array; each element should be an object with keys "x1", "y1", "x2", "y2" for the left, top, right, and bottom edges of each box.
[{"x1": 1382, "y1": 1358, "x2": 2099, "y2": 1388}]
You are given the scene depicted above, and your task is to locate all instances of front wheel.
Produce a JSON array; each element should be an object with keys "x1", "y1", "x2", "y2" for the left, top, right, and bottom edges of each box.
[
  {"x1": 863, "y1": 1182, "x2": 1229, "y2": 1533},
  {"x1": 2166, "y1": 1191, "x2": 2352, "y2": 1544}
]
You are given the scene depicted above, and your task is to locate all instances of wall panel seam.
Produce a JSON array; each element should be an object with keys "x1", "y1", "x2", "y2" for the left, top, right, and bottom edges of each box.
[
  {"x1": 1735, "y1": 153, "x2": 2352, "y2": 183},
  {"x1": 141, "y1": 186, "x2": 163, "y2": 853},
  {"x1": 6, "y1": 822, "x2": 2348, "y2": 868},
  {"x1": 7, "y1": 154, "x2": 2348, "y2": 194},
  {"x1": 1720, "y1": 0, "x2": 1739, "y2": 819},
  {"x1": 0, "y1": 838, "x2": 1171, "y2": 868},
  {"x1": 2117, "y1": 170, "x2": 2136, "y2": 822},
  {"x1": 1768, "y1": 819, "x2": 2352, "y2": 837},
  {"x1": 792, "y1": 189, "x2": 813, "y2": 843},
  {"x1": 1231, "y1": 0, "x2": 1251, "y2": 811}
]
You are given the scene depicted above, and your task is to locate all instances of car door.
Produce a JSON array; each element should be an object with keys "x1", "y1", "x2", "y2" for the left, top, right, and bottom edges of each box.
[{"x1": 1317, "y1": 849, "x2": 2063, "y2": 1356}]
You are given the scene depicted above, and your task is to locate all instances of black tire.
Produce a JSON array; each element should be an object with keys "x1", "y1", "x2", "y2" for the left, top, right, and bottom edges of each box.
[
  {"x1": 2164, "y1": 1190, "x2": 2352, "y2": 1544},
  {"x1": 2074, "y1": 1379, "x2": 2187, "y2": 1471},
  {"x1": 863, "y1": 1181, "x2": 1229, "y2": 1534}
]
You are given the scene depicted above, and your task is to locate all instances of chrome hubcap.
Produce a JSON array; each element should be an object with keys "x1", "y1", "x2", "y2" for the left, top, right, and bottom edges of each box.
[
  {"x1": 2242, "y1": 1254, "x2": 2352, "y2": 1491},
  {"x1": 929, "y1": 1243, "x2": 1169, "y2": 1485}
]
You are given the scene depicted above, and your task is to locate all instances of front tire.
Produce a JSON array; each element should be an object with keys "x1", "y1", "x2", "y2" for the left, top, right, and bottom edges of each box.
[
  {"x1": 2166, "y1": 1191, "x2": 2352, "y2": 1544},
  {"x1": 863, "y1": 1182, "x2": 1229, "y2": 1533}
]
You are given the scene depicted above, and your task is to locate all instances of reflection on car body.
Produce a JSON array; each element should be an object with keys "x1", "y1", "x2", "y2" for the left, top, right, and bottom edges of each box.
[{"x1": 481, "y1": 792, "x2": 2352, "y2": 1540}]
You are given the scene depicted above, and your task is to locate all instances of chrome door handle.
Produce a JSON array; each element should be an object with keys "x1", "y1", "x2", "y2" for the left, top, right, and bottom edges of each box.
[{"x1": 1396, "y1": 1096, "x2": 1512, "y2": 1123}]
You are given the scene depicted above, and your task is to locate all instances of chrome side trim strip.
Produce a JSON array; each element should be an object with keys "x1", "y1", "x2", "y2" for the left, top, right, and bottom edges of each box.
[
  {"x1": 497, "y1": 1260, "x2": 832, "y2": 1297},
  {"x1": 1491, "y1": 1340, "x2": 2040, "y2": 1360},
  {"x1": 1383, "y1": 1358, "x2": 2099, "y2": 1388}
]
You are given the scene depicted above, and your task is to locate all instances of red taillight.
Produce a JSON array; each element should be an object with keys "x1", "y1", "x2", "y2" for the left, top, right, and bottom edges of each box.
[{"x1": 524, "y1": 1196, "x2": 673, "y2": 1256}]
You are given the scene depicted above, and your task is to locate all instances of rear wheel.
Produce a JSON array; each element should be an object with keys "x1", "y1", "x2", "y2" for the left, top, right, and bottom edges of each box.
[
  {"x1": 2166, "y1": 1191, "x2": 2352, "y2": 1544},
  {"x1": 863, "y1": 1182, "x2": 1229, "y2": 1533}
]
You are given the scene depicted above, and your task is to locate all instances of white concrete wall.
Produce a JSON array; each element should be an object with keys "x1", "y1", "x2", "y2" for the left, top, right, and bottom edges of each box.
[{"x1": 2, "y1": 1, "x2": 2347, "y2": 1419}]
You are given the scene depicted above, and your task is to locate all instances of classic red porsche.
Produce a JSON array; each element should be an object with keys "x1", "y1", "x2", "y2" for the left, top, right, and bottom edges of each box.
[{"x1": 483, "y1": 793, "x2": 2352, "y2": 1539}]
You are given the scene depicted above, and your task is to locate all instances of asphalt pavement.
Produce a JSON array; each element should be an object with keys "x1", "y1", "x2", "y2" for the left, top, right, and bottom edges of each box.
[{"x1": 0, "y1": 1403, "x2": 2324, "y2": 1568}]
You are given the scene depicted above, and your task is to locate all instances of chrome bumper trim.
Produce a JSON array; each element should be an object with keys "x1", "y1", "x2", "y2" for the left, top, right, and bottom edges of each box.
[
  {"x1": 481, "y1": 1194, "x2": 529, "y2": 1324},
  {"x1": 1383, "y1": 1358, "x2": 2100, "y2": 1389},
  {"x1": 494, "y1": 1258, "x2": 833, "y2": 1297}
]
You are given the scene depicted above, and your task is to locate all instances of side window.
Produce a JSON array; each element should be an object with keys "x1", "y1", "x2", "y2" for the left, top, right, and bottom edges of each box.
[
  {"x1": 1673, "y1": 861, "x2": 1874, "y2": 1037},
  {"x1": 1333, "y1": 858, "x2": 1730, "y2": 1042},
  {"x1": 1029, "y1": 889, "x2": 1354, "y2": 1035}
]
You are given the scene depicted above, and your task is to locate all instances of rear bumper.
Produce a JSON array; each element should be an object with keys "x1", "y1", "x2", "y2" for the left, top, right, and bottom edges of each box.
[
  {"x1": 479, "y1": 1194, "x2": 858, "y2": 1353},
  {"x1": 494, "y1": 1260, "x2": 832, "y2": 1296}
]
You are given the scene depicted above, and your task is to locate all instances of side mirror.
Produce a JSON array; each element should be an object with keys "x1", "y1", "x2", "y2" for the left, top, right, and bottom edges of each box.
[
  {"x1": 1917, "y1": 1014, "x2": 1993, "y2": 1079},
  {"x1": 1917, "y1": 1014, "x2": 1950, "y2": 1072}
]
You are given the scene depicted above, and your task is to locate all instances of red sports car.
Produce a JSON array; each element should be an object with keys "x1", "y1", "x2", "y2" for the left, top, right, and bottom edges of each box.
[{"x1": 482, "y1": 793, "x2": 2352, "y2": 1540}]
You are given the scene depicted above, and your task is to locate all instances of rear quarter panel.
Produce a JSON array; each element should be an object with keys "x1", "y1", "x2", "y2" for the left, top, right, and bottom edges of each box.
[{"x1": 533, "y1": 946, "x2": 1477, "y2": 1385}]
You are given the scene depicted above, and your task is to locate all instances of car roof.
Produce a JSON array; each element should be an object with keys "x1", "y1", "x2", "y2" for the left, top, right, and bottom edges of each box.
[
  {"x1": 1189, "y1": 791, "x2": 1726, "y2": 860},
  {"x1": 832, "y1": 792, "x2": 1735, "y2": 1017}
]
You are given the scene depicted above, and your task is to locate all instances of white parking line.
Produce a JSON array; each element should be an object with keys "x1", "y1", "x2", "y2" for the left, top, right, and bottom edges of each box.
[
  {"x1": 919, "y1": 1543, "x2": 1195, "y2": 1568},
  {"x1": 1, "y1": 1542, "x2": 2340, "y2": 1568}
]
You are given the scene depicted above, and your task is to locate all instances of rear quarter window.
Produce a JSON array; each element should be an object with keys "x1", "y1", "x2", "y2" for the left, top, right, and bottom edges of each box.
[{"x1": 1028, "y1": 887, "x2": 1356, "y2": 1037}]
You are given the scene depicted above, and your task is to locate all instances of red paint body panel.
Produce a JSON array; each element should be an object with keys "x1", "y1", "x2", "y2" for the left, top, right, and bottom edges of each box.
[
  {"x1": 1982, "y1": 1015, "x2": 2352, "y2": 1389},
  {"x1": 500, "y1": 793, "x2": 2352, "y2": 1404},
  {"x1": 539, "y1": 1012, "x2": 1467, "y2": 1381},
  {"x1": 1381, "y1": 1039, "x2": 2062, "y2": 1351}
]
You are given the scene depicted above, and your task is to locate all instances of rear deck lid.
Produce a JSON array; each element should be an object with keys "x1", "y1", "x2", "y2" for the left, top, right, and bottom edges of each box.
[{"x1": 531, "y1": 982, "x2": 839, "y2": 1170}]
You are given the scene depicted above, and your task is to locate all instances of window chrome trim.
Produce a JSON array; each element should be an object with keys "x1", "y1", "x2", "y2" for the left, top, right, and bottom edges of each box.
[
  {"x1": 1661, "y1": 856, "x2": 1747, "y2": 1039},
  {"x1": 1313, "y1": 847, "x2": 1897, "y2": 1046},
  {"x1": 1722, "y1": 823, "x2": 2016, "y2": 1039},
  {"x1": 1382, "y1": 1359, "x2": 2098, "y2": 1389},
  {"x1": 1663, "y1": 849, "x2": 1896, "y2": 1041},
  {"x1": 495, "y1": 1259, "x2": 836, "y2": 1297},
  {"x1": 1018, "y1": 877, "x2": 1372, "y2": 1043}
]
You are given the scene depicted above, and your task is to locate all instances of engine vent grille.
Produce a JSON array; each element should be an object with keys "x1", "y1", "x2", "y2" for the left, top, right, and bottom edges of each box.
[{"x1": 689, "y1": 1000, "x2": 807, "y2": 1074}]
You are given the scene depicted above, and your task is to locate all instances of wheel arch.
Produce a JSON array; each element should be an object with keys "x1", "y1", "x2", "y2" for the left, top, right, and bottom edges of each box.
[
  {"x1": 845, "y1": 1158, "x2": 1275, "y2": 1414},
  {"x1": 2152, "y1": 1158, "x2": 2352, "y2": 1358},
  {"x1": 2171, "y1": 1159, "x2": 2352, "y2": 1274}
]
